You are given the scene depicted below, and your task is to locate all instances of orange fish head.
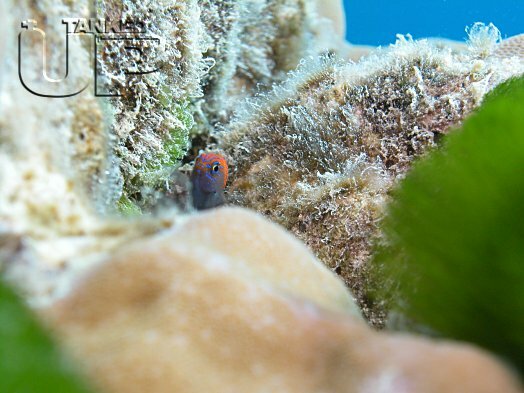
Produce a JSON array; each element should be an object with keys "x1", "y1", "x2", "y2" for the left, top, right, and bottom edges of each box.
[{"x1": 191, "y1": 153, "x2": 228, "y2": 194}]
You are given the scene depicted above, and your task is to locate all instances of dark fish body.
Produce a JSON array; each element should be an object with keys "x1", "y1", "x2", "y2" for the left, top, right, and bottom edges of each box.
[
  {"x1": 192, "y1": 183, "x2": 225, "y2": 210},
  {"x1": 191, "y1": 153, "x2": 228, "y2": 210}
]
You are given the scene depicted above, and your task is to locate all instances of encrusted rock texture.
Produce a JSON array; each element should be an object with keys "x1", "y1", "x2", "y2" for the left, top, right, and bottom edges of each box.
[
  {"x1": 0, "y1": 0, "x2": 341, "y2": 303},
  {"x1": 218, "y1": 29, "x2": 524, "y2": 326}
]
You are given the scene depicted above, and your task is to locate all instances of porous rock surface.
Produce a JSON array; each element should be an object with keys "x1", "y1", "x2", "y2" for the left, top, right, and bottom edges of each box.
[{"x1": 46, "y1": 208, "x2": 523, "y2": 393}]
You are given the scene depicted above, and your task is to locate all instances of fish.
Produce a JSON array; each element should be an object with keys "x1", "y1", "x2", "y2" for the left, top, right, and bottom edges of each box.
[{"x1": 191, "y1": 152, "x2": 228, "y2": 210}]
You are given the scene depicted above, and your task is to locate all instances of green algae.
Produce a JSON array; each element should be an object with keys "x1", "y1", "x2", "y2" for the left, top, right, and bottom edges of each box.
[
  {"x1": 120, "y1": 98, "x2": 194, "y2": 209},
  {"x1": 372, "y1": 76, "x2": 524, "y2": 374},
  {"x1": 151, "y1": 99, "x2": 194, "y2": 171},
  {"x1": 0, "y1": 281, "x2": 94, "y2": 393},
  {"x1": 116, "y1": 194, "x2": 142, "y2": 216}
]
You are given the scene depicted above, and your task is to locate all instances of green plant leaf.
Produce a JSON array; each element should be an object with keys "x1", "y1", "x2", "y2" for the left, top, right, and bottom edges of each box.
[
  {"x1": 372, "y1": 76, "x2": 524, "y2": 374},
  {"x1": 0, "y1": 281, "x2": 94, "y2": 393}
]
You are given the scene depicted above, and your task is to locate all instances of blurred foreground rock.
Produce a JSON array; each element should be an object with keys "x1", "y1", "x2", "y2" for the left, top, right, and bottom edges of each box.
[{"x1": 45, "y1": 208, "x2": 522, "y2": 393}]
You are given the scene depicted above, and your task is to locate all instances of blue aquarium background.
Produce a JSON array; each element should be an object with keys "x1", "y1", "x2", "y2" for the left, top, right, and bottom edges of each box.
[{"x1": 344, "y1": 0, "x2": 524, "y2": 45}]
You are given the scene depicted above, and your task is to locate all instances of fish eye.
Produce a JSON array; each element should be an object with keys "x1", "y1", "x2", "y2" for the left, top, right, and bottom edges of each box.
[{"x1": 212, "y1": 163, "x2": 220, "y2": 172}]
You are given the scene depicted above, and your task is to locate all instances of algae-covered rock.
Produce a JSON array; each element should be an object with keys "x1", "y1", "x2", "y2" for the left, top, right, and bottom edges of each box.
[
  {"x1": 1, "y1": 0, "x2": 344, "y2": 212},
  {"x1": 219, "y1": 30, "x2": 524, "y2": 326},
  {"x1": 0, "y1": 0, "x2": 342, "y2": 300},
  {"x1": 46, "y1": 208, "x2": 522, "y2": 393},
  {"x1": 0, "y1": 0, "x2": 175, "y2": 304},
  {"x1": 97, "y1": 0, "x2": 203, "y2": 200},
  {"x1": 371, "y1": 76, "x2": 524, "y2": 374},
  {"x1": 194, "y1": 0, "x2": 343, "y2": 137}
]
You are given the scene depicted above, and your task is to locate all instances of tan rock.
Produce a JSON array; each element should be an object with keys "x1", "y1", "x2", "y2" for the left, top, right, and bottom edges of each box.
[
  {"x1": 46, "y1": 208, "x2": 522, "y2": 393},
  {"x1": 315, "y1": 0, "x2": 346, "y2": 37},
  {"x1": 494, "y1": 34, "x2": 524, "y2": 60}
]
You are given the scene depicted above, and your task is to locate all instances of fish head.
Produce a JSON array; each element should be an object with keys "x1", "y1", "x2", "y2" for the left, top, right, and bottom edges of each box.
[{"x1": 191, "y1": 153, "x2": 228, "y2": 194}]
